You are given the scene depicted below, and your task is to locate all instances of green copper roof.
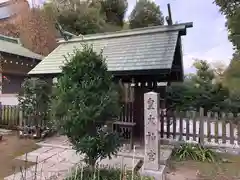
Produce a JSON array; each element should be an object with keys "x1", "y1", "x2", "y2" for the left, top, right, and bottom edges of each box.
[
  {"x1": 0, "y1": 34, "x2": 43, "y2": 60},
  {"x1": 29, "y1": 23, "x2": 192, "y2": 75}
]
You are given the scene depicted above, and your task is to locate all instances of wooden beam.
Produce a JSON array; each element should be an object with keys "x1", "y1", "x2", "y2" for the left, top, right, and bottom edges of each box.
[{"x1": 167, "y1": 4, "x2": 173, "y2": 25}]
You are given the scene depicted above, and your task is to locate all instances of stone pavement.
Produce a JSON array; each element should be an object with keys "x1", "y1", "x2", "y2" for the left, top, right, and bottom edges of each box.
[
  {"x1": 4, "y1": 145, "x2": 84, "y2": 180},
  {"x1": 4, "y1": 136, "x2": 82, "y2": 180},
  {"x1": 4, "y1": 135, "x2": 172, "y2": 180}
]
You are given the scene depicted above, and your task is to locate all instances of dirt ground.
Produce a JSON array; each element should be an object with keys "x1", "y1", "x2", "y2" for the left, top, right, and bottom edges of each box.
[
  {"x1": 0, "y1": 131, "x2": 40, "y2": 179},
  {"x1": 166, "y1": 154, "x2": 240, "y2": 180}
]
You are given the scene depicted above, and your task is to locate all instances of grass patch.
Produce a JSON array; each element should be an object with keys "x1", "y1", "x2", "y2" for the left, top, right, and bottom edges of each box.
[
  {"x1": 0, "y1": 131, "x2": 40, "y2": 178},
  {"x1": 172, "y1": 143, "x2": 219, "y2": 162}
]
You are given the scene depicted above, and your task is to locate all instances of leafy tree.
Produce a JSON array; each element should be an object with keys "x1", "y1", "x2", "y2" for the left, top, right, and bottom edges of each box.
[
  {"x1": 214, "y1": 0, "x2": 240, "y2": 51},
  {"x1": 223, "y1": 54, "x2": 240, "y2": 94},
  {"x1": 100, "y1": 0, "x2": 128, "y2": 27},
  {"x1": 18, "y1": 8, "x2": 57, "y2": 56},
  {"x1": 212, "y1": 61, "x2": 226, "y2": 83},
  {"x1": 214, "y1": 0, "x2": 240, "y2": 16},
  {"x1": 0, "y1": 23, "x2": 19, "y2": 37},
  {"x1": 52, "y1": 45, "x2": 121, "y2": 168},
  {"x1": 0, "y1": 6, "x2": 57, "y2": 56},
  {"x1": 18, "y1": 78, "x2": 52, "y2": 128},
  {"x1": 129, "y1": 0, "x2": 164, "y2": 29},
  {"x1": 42, "y1": 1, "x2": 59, "y2": 22},
  {"x1": 191, "y1": 60, "x2": 230, "y2": 111},
  {"x1": 214, "y1": 0, "x2": 240, "y2": 95},
  {"x1": 167, "y1": 81, "x2": 197, "y2": 111},
  {"x1": 54, "y1": 2, "x2": 122, "y2": 35},
  {"x1": 214, "y1": 1, "x2": 240, "y2": 97},
  {"x1": 227, "y1": 9, "x2": 240, "y2": 50},
  {"x1": 167, "y1": 60, "x2": 230, "y2": 112},
  {"x1": 57, "y1": 6, "x2": 104, "y2": 35}
]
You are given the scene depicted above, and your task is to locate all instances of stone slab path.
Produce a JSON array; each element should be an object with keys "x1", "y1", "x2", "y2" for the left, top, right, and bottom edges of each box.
[
  {"x1": 4, "y1": 145, "x2": 83, "y2": 180},
  {"x1": 4, "y1": 135, "x2": 83, "y2": 180},
  {"x1": 5, "y1": 135, "x2": 167, "y2": 180}
]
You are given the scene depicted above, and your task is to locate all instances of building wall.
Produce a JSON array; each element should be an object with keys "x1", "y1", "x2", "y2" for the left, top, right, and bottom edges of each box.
[
  {"x1": 0, "y1": 94, "x2": 18, "y2": 105},
  {"x1": 0, "y1": 52, "x2": 41, "y2": 105},
  {"x1": 2, "y1": 73, "x2": 25, "y2": 94},
  {"x1": 0, "y1": 73, "x2": 25, "y2": 105}
]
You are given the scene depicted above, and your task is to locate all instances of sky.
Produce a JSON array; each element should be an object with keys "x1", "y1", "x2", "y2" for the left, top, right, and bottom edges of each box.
[
  {"x1": 127, "y1": 0, "x2": 234, "y2": 73},
  {"x1": 27, "y1": 0, "x2": 234, "y2": 73}
]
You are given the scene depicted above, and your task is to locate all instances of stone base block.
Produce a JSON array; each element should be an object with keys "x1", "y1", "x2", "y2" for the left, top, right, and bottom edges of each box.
[{"x1": 141, "y1": 165, "x2": 166, "y2": 180}]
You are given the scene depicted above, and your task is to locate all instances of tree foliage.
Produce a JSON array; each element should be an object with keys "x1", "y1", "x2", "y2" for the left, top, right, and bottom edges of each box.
[
  {"x1": 18, "y1": 8, "x2": 57, "y2": 56},
  {"x1": 167, "y1": 60, "x2": 231, "y2": 112},
  {"x1": 57, "y1": 6, "x2": 104, "y2": 35},
  {"x1": 214, "y1": 0, "x2": 240, "y2": 16},
  {"x1": 57, "y1": 4, "x2": 121, "y2": 35},
  {"x1": 223, "y1": 55, "x2": 240, "y2": 95},
  {"x1": 100, "y1": 0, "x2": 128, "y2": 27},
  {"x1": 215, "y1": 1, "x2": 240, "y2": 95},
  {"x1": 0, "y1": 23, "x2": 19, "y2": 37},
  {"x1": 129, "y1": 0, "x2": 164, "y2": 29},
  {"x1": 18, "y1": 78, "x2": 52, "y2": 127},
  {"x1": 214, "y1": 0, "x2": 240, "y2": 51},
  {"x1": 0, "y1": 5, "x2": 57, "y2": 56},
  {"x1": 52, "y1": 45, "x2": 121, "y2": 167},
  {"x1": 44, "y1": 0, "x2": 125, "y2": 36}
]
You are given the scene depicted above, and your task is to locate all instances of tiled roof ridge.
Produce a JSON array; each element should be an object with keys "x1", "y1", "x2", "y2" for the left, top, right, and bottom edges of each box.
[
  {"x1": 59, "y1": 22, "x2": 193, "y2": 44},
  {"x1": 0, "y1": 34, "x2": 21, "y2": 44}
]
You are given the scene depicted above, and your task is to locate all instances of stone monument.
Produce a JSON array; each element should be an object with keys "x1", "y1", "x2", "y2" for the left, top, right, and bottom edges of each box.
[{"x1": 142, "y1": 91, "x2": 165, "y2": 180}]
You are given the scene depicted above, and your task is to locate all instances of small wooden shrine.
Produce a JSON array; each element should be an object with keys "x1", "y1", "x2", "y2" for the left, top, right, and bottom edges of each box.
[{"x1": 29, "y1": 5, "x2": 193, "y2": 145}]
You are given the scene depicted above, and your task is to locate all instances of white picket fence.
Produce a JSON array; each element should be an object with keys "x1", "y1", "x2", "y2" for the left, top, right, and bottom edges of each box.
[{"x1": 160, "y1": 116, "x2": 240, "y2": 148}]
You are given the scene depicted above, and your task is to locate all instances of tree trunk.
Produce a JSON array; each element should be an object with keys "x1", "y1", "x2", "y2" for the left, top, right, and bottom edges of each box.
[{"x1": 87, "y1": 158, "x2": 97, "y2": 171}]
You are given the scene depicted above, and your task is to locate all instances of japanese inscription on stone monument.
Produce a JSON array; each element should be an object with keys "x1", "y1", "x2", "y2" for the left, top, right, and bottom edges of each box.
[
  {"x1": 148, "y1": 114, "x2": 156, "y2": 125},
  {"x1": 147, "y1": 98, "x2": 155, "y2": 110},
  {"x1": 144, "y1": 92, "x2": 160, "y2": 171}
]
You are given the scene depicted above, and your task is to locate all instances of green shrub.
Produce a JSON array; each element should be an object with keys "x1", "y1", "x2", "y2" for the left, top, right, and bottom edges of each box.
[
  {"x1": 52, "y1": 45, "x2": 121, "y2": 167},
  {"x1": 18, "y1": 78, "x2": 52, "y2": 127},
  {"x1": 172, "y1": 143, "x2": 219, "y2": 162},
  {"x1": 66, "y1": 167, "x2": 154, "y2": 180}
]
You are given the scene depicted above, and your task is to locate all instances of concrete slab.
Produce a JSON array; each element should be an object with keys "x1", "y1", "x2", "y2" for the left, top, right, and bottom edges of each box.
[
  {"x1": 16, "y1": 147, "x2": 55, "y2": 162},
  {"x1": 17, "y1": 153, "x2": 39, "y2": 163},
  {"x1": 6, "y1": 135, "x2": 172, "y2": 180},
  {"x1": 28, "y1": 146, "x2": 54, "y2": 155},
  {"x1": 141, "y1": 165, "x2": 167, "y2": 180},
  {"x1": 98, "y1": 156, "x2": 142, "y2": 170},
  {"x1": 17, "y1": 147, "x2": 67, "y2": 163},
  {"x1": 46, "y1": 153, "x2": 67, "y2": 164},
  {"x1": 38, "y1": 136, "x2": 71, "y2": 147},
  {"x1": 48, "y1": 162, "x2": 75, "y2": 172},
  {"x1": 56, "y1": 149, "x2": 84, "y2": 164}
]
